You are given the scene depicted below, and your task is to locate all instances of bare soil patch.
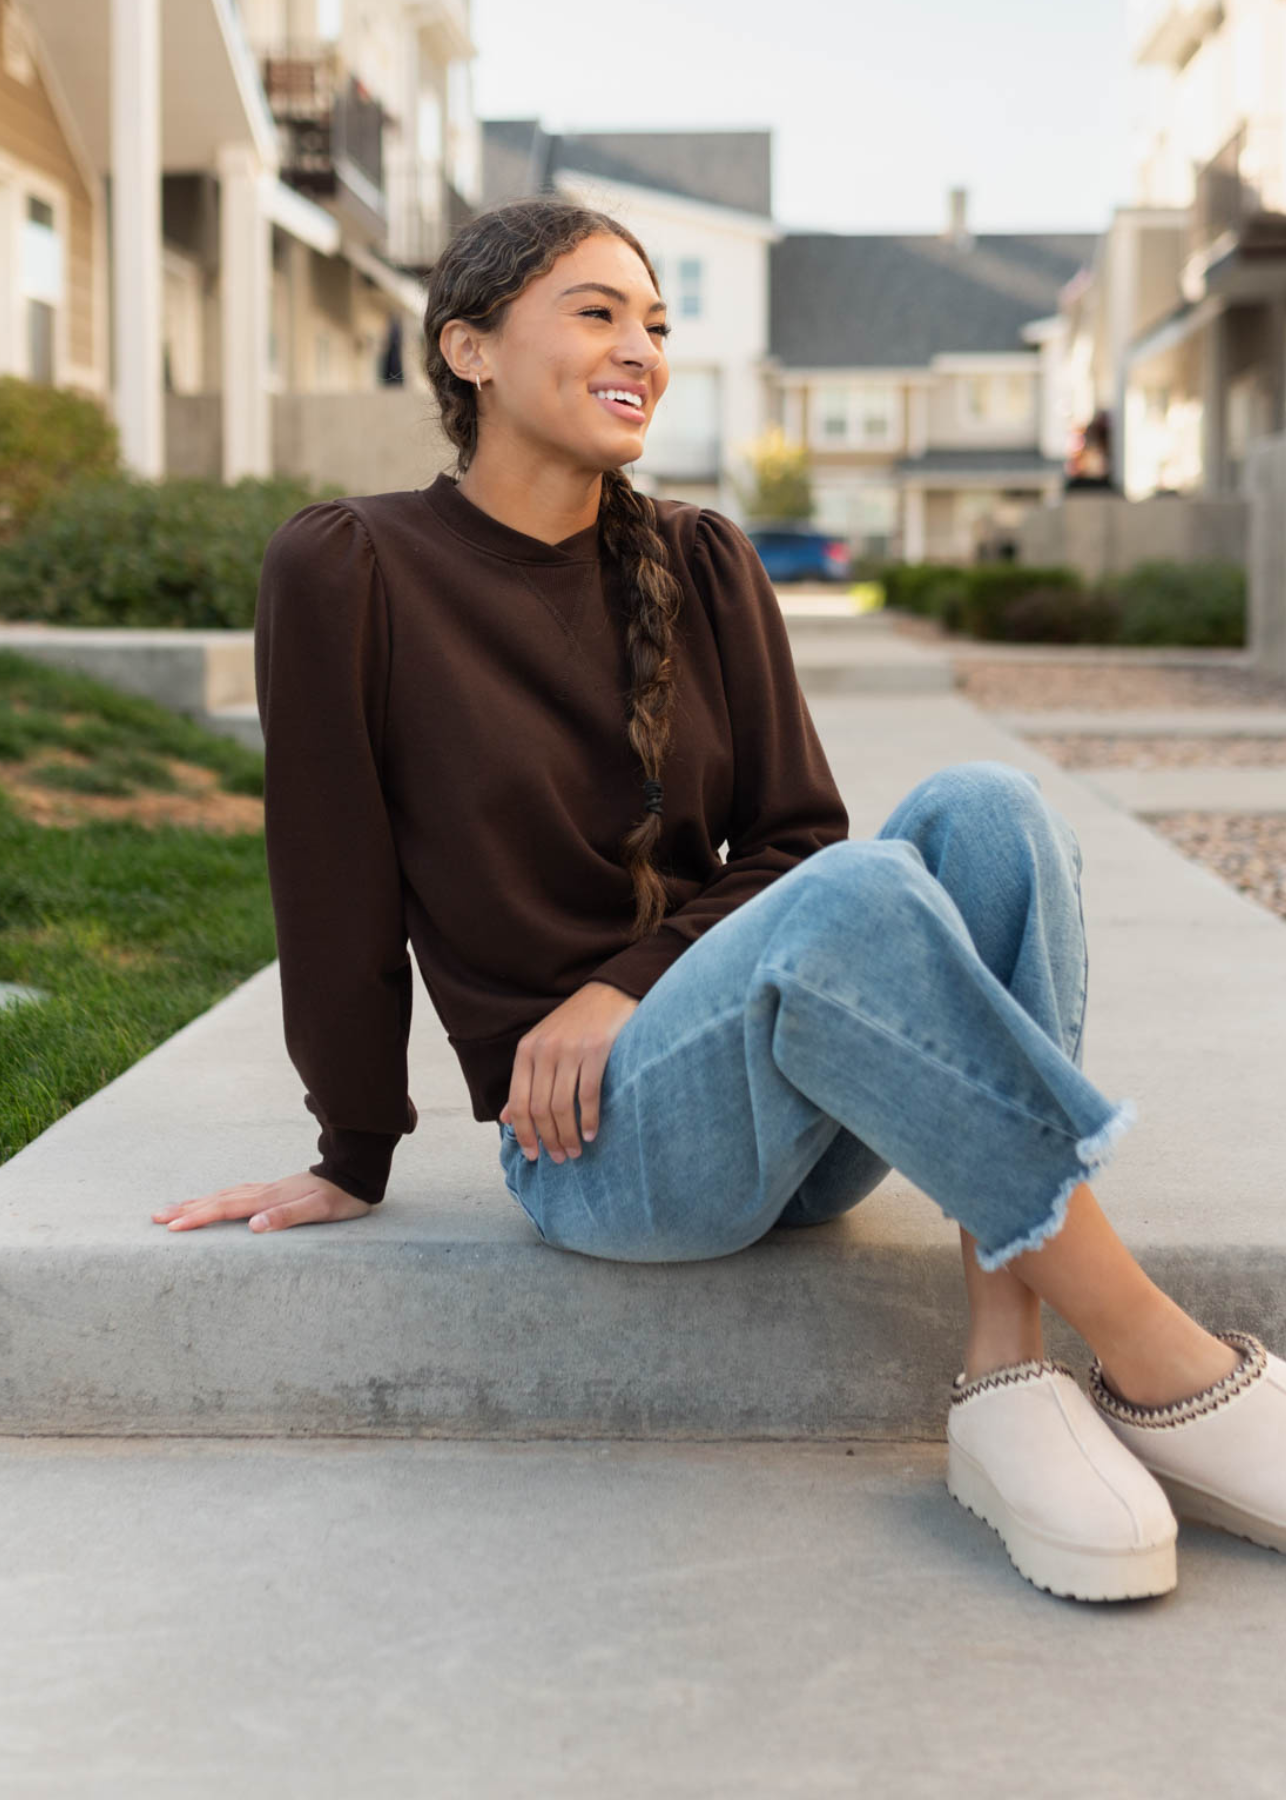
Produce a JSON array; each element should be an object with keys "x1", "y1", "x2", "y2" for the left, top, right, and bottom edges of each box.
[{"x1": 0, "y1": 748, "x2": 263, "y2": 833}]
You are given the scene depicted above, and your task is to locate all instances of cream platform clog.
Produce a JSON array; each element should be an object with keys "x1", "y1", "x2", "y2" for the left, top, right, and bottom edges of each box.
[
  {"x1": 1088, "y1": 1329, "x2": 1286, "y2": 1555},
  {"x1": 947, "y1": 1356, "x2": 1179, "y2": 1601}
]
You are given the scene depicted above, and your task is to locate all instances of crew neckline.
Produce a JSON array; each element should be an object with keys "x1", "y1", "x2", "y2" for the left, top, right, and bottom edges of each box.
[{"x1": 421, "y1": 471, "x2": 602, "y2": 564}]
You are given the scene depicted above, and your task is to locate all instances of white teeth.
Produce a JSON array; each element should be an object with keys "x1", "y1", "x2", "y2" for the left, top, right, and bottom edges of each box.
[{"x1": 594, "y1": 389, "x2": 643, "y2": 409}]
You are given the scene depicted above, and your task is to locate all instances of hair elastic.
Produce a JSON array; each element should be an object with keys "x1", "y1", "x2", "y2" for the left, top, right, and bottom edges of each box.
[{"x1": 642, "y1": 779, "x2": 664, "y2": 816}]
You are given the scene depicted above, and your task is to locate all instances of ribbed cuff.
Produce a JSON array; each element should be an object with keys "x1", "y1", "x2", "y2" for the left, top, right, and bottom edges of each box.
[
  {"x1": 306, "y1": 1096, "x2": 417, "y2": 1206},
  {"x1": 310, "y1": 1126, "x2": 400, "y2": 1205}
]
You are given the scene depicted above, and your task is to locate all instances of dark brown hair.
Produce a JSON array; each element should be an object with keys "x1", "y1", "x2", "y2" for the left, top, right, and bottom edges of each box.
[{"x1": 420, "y1": 196, "x2": 684, "y2": 944}]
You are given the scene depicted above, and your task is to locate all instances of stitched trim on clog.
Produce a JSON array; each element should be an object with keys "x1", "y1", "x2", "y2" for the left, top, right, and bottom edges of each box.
[
  {"x1": 1087, "y1": 1330, "x2": 1267, "y2": 1429},
  {"x1": 949, "y1": 1356, "x2": 1078, "y2": 1406}
]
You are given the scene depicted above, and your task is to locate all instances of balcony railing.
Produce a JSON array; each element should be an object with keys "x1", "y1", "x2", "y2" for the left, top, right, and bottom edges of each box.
[
  {"x1": 382, "y1": 166, "x2": 477, "y2": 272},
  {"x1": 257, "y1": 39, "x2": 388, "y2": 214},
  {"x1": 1189, "y1": 119, "x2": 1286, "y2": 261}
]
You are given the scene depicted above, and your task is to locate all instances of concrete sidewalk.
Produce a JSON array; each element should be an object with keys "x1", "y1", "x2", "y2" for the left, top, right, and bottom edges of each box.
[
  {"x1": 2, "y1": 622, "x2": 1283, "y2": 1439},
  {"x1": 2, "y1": 1432, "x2": 1282, "y2": 1800}
]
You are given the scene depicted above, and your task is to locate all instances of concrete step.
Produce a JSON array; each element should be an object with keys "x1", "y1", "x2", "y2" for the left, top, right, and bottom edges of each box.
[
  {"x1": 0, "y1": 616, "x2": 946, "y2": 758},
  {"x1": 786, "y1": 624, "x2": 955, "y2": 694},
  {"x1": 2, "y1": 692, "x2": 1283, "y2": 1439},
  {"x1": 1079, "y1": 767, "x2": 1286, "y2": 814},
  {"x1": 2, "y1": 1432, "x2": 1278, "y2": 1798}
]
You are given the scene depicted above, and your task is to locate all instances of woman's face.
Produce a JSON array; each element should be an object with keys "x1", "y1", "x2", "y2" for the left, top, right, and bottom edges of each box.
[{"x1": 449, "y1": 233, "x2": 671, "y2": 474}]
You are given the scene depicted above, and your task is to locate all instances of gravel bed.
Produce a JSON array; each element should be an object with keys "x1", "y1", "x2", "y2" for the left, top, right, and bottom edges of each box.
[
  {"x1": 953, "y1": 660, "x2": 1286, "y2": 712},
  {"x1": 1139, "y1": 813, "x2": 1286, "y2": 925},
  {"x1": 1025, "y1": 734, "x2": 1286, "y2": 769},
  {"x1": 873, "y1": 618, "x2": 1286, "y2": 921}
]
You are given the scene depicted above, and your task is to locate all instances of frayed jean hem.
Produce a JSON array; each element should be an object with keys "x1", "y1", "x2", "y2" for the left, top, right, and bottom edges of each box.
[{"x1": 971, "y1": 1096, "x2": 1139, "y2": 1273}]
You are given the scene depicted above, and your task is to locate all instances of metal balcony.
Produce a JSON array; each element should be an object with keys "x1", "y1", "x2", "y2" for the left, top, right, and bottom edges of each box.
[
  {"x1": 1189, "y1": 120, "x2": 1286, "y2": 264},
  {"x1": 1130, "y1": 0, "x2": 1223, "y2": 67},
  {"x1": 257, "y1": 39, "x2": 390, "y2": 242}
]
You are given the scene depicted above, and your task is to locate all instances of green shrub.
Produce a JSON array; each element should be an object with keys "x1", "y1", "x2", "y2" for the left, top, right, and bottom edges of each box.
[
  {"x1": 0, "y1": 470, "x2": 345, "y2": 627},
  {"x1": 1101, "y1": 560, "x2": 1246, "y2": 647},
  {"x1": 956, "y1": 565, "x2": 1085, "y2": 640},
  {"x1": 992, "y1": 584, "x2": 1123, "y2": 644},
  {"x1": 881, "y1": 562, "x2": 972, "y2": 618},
  {"x1": 871, "y1": 553, "x2": 1247, "y2": 646},
  {"x1": 0, "y1": 375, "x2": 122, "y2": 542}
]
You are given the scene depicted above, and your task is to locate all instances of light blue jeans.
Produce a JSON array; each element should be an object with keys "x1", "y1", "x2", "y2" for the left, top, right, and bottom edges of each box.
[{"x1": 497, "y1": 760, "x2": 1136, "y2": 1272}]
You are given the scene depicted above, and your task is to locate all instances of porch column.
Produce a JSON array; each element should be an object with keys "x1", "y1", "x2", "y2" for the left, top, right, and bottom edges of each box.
[
  {"x1": 902, "y1": 486, "x2": 926, "y2": 562},
  {"x1": 1267, "y1": 294, "x2": 1286, "y2": 436},
  {"x1": 216, "y1": 143, "x2": 272, "y2": 481},
  {"x1": 109, "y1": 0, "x2": 163, "y2": 476},
  {"x1": 1201, "y1": 307, "x2": 1228, "y2": 493}
]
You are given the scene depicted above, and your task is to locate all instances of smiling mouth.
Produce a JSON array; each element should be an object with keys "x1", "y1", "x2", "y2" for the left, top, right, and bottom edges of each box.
[{"x1": 593, "y1": 393, "x2": 647, "y2": 423}]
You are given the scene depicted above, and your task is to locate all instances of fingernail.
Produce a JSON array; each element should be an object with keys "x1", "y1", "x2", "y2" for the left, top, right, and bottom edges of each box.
[
  {"x1": 583, "y1": 1130, "x2": 596, "y2": 1141},
  {"x1": 249, "y1": 1215, "x2": 266, "y2": 1229}
]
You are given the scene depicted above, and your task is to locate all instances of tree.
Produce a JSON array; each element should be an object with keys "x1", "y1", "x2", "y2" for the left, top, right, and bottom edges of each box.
[{"x1": 730, "y1": 424, "x2": 813, "y2": 524}]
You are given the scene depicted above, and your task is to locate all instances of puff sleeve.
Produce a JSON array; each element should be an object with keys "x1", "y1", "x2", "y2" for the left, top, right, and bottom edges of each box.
[
  {"x1": 586, "y1": 505, "x2": 850, "y2": 998},
  {"x1": 254, "y1": 500, "x2": 417, "y2": 1204}
]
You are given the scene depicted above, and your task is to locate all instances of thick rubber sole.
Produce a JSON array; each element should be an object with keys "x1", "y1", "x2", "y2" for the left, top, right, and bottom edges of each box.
[
  {"x1": 946, "y1": 1437, "x2": 1177, "y2": 1602},
  {"x1": 1152, "y1": 1471, "x2": 1286, "y2": 1554}
]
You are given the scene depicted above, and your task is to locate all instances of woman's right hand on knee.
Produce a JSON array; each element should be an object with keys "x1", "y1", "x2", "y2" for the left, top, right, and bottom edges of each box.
[{"x1": 151, "y1": 1170, "x2": 375, "y2": 1233}]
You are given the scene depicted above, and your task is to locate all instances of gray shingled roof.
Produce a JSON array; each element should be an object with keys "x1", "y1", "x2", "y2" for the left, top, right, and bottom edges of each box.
[
  {"x1": 480, "y1": 121, "x2": 772, "y2": 218},
  {"x1": 895, "y1": 448, "x2": 1066, "y2": 474},
  {"x1": 771, "y1": 233, "x2": 1098, "y2": 367}
]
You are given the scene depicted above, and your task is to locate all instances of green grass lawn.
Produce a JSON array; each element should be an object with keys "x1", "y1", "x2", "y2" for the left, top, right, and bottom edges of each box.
[{"x1": 0, "y1": 649, "x2": 276, "y2": 1166}]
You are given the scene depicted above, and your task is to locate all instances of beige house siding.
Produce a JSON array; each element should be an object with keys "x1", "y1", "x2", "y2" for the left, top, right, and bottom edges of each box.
[
  {"x1": 0, "y1": 6, "x2": 95, "y2": 377},
  {"x1": 925, "y1": 368, "x2": 1038, "y2": 447}
]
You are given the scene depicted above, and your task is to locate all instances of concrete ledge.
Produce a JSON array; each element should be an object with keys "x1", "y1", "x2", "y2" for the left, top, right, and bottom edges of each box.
[
  {"x1": 0, "y1": 625, "x2": 256, "y2": 716},
  {"x1": 2, "y1": 685, "x2": 1283, "y2": 1438}
]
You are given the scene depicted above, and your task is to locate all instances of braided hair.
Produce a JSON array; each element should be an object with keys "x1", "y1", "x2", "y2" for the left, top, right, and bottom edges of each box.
[{"x1": 420, "y1": 196, "x2": 685, "y2": 944}]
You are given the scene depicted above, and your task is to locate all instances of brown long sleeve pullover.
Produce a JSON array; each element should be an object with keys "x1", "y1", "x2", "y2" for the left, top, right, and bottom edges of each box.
[{"x1": 253, "y1": 471, "x2": 850, "y2": 1203}]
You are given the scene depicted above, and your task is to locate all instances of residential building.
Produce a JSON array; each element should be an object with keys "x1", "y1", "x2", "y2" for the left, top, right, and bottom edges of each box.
[
  {"x1": 768, "y1": 189, "x2": 1096, "y2": 562},
  {"x1": 1080, "y1": 0, "x2": 1286, "y2": 497},
  {"x1": 1, "y1": 0, "x2": 481, "y2": 486}
]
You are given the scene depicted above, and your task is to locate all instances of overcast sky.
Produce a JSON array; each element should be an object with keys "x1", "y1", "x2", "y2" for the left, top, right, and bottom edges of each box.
[{"x1": 471, "y1": 0, "x2": 1135, "y2": 237}]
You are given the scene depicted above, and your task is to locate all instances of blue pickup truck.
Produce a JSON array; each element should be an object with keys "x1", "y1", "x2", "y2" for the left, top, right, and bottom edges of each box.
[{"x1": 746, "y1": 525, "x2": 853, "y2": 584}]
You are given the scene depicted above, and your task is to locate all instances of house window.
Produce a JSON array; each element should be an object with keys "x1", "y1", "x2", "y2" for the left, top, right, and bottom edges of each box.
[
  {"x1": 855, "y1": 383, "x2": 895, "y2": 443},
  {"x1": 964, "y1": 375, "x2": 990, "y2": 421},
  {"x1": 818, "y1": 385, "x2": 849, "y2": 441},
  {"x1": 855, "y1": 485, "x2": 899, "y2": 534},
  {"x1": 1004, "y1": 373, "x2": 1030, "y2": 420},
  {"x1": 678, "y1": 257, "x2": 702, "y2": 319},
  {"x1": 812, "y1": 382, "x2": 898, "y2": 448},
  {"x1": 813, "y1": 483, "x2": 899, "y2": 556},
  {"x1": 317, "y1": 0, "x2": 343, "y2": 38},
  {"x1": 22, "y1": 195, "x2": 60, "y2": 384}
]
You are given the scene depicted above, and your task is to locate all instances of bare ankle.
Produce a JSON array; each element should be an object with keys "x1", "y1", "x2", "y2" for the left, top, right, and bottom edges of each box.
[
  {"x1": 964, "y1": 1326, "x2": 1046, "y2": 1382},
  {"x1": 1096, "y1": 1312, "x2": 1243, "y2": 1409}
]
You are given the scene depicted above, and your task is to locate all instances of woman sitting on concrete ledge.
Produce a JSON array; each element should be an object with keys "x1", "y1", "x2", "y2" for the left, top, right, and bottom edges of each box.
[{"x1": 152, "y1": 196, "x2": 1286, "y2": 1606}]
